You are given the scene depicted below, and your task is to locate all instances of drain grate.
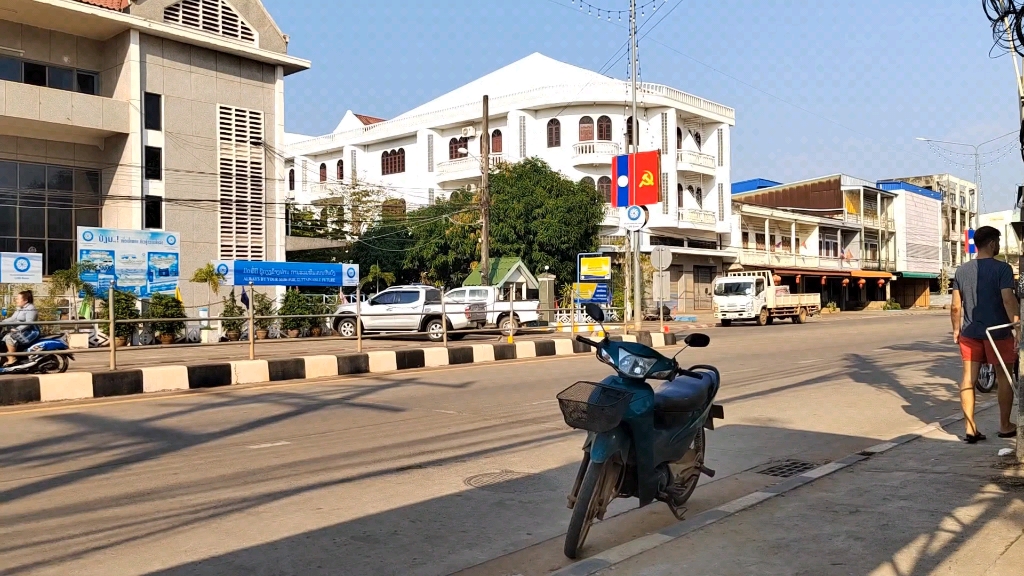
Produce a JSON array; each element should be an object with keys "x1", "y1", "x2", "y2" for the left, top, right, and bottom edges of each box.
[
  {"x1": 757, "y1": 459, "x2": 819, "y2": 478},
  {"x1": 991, "y1": 476, "x2": 1024, "y2": 491},
  {"x1": 464, "y1": 470, "x2": 556, "y2": 494}
]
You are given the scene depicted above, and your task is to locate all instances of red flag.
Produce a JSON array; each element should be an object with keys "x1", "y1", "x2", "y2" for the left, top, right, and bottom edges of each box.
[{"x1": 630, "y1": 150, "x2": 660, "y2": 206}]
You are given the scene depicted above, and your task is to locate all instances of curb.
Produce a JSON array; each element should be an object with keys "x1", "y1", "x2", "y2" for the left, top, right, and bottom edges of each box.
[
  {"x1": 0, "y1": 332, "x2": 678, "y2": 406},
  {"x1": 550, "y1": 400, "x2": 997, "y2": 576}
]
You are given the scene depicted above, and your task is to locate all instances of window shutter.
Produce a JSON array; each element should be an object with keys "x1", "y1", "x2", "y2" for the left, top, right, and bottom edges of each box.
[
  {"x1": 164, "y1": 0, "x2": 256, "y2": 44},
  {"x1": 660, "y1": 113, "x2": 668, "y2": 154},
  {"x1": 717, "y1": 128, "x2": 724, "y2": 167},
  {"x1": 300, "y1": 160, "x2": 307, "y2": 192},
  {"x1": 428, "y1": 188, "x2": 434, "y2": 205},
  {"x1": 519, "y1": 115, "x2": 526, "y2": 158},
  {"x1": 217, "y1": 105, "x2": 265, "y2": 261},
  {"x1": 427, "y1": 134, "x2": 434, "y2": 172},
  {"x1": 661, "y1": 172, "x2": 668, "y2": 214},
  {"x1": 718, "y1": 183, "x2": 725, "y2": 221}
]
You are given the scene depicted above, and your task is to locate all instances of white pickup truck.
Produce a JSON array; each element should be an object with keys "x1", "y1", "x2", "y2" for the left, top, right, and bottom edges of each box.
[
  {"x1": 713, "y1": 271, "x2": 821, "y2": 326},
  {"x1": 332, "y1": 285, "x2": 486, "y2": 342},
  {"x1": 444, "y1": 286, "x2": 540, "y2": 333}
]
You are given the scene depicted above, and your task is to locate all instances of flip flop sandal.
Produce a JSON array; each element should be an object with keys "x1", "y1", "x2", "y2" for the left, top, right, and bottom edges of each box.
[
  {"x1": 963, "y1": 433, "x2": 987, "y2": 444},
  {"x1": 997, "y1": 427, "x2": 1017, "y2": 439}
]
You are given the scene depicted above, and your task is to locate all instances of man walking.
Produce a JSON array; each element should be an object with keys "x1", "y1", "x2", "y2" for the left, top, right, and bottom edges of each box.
[{"x1": 951, "y1": 225, "x2": 1018, "y2": 443}]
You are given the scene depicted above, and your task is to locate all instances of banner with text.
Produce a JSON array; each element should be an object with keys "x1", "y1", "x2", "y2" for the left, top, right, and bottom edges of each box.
[
  {"x1": 215, "y1": 261, "x2": 359, "y2": 287},
  {"x1": 77, "y1": 227, "x2": 180, "y2": 297}
]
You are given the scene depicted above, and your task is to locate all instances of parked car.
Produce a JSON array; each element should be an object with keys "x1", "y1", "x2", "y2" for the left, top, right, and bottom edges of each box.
[
  {"x1": 333, "y1": 285, "x2": 486, "y2": 342},
  {"x1": 444, "y1": 285, "x2": 540, "y2": 333}
]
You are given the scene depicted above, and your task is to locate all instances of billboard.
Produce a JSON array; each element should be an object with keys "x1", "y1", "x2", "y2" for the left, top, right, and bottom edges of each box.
[
  {"x1": 0, "y1": 252, "x2": 43, "y2": 284},
  {"x1": 215, "y1": 260, "x2": 360, "y2": 287},
  {"x1": 77, "y1": 227, "x2": 180, "y2": 297},
  {"x1": 578, "y1": 255, "x2": 612, "y2": 281}
]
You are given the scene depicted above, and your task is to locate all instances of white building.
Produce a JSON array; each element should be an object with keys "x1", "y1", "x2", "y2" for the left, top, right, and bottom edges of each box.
[
  {"x1": 979, "y1": 209, "x2": 1022, "y2": 273},
  {"x1": 285, "y1": 53, "x2": 736, "y2": 312}
]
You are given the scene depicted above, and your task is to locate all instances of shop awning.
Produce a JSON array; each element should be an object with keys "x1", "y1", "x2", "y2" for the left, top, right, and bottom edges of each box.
[
  {"x1": 898, "y1": 272, "x2": 938, "y2": 279},
  {"x1": 850, "y1": 270, "x2": 897, "y2": 279}
]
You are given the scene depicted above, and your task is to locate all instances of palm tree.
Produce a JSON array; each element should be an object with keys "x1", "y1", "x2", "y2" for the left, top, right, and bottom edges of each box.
[
  {"x1": 189, "y1": 263, "x2": 226, "y2": 307},
  {"x1": 361, "y1": 264, "x2": 395, "y2": 294},
  {"x1": 48, "y1": 262, "x2": 97, "y2": 320}
]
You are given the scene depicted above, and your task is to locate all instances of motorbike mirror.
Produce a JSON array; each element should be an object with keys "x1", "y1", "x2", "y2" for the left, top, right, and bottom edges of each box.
[
  {"x1": 683, "y1": 333, "x2": 710, "y2": 348},
  {"x1": 584, "y1": 303, "x2": 605, "y2": 323}
]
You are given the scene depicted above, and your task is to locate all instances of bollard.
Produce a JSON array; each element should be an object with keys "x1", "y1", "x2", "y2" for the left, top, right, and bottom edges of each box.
[
  {"x1": 441, "y1": 287, "x2": 448, "y2": 347},
  {"x1": 355, "y1": 284, "x2": 363, "y2": 353},
  {"x1": 108, "y1": 284, "x2": 116, "y2": 370},
  {"x1": 248, "y1": 282, "x2": 255, "y2": 361}
]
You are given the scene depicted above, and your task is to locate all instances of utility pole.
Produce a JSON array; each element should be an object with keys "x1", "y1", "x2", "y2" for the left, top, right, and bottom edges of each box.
[
  {"x1": 630, "y1": 0, "x2": 642, "y2": 330},
  {"x1": 480, "y1": 95, "x2": 491, "y2": 286}
]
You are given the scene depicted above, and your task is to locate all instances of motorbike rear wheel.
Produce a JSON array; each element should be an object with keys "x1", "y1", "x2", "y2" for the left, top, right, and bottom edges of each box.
[
  {"x1": 668, "y1": 427, "x2": 706, "y2": 507},
  {"x1": 564, "y1": 459, "x2": 621, "y2": 559},
  {"x1": 35, "y1": 356, "x2": 64, "y2": 375}
]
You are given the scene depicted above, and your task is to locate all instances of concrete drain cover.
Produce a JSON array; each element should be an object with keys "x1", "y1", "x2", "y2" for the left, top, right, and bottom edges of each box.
[
  {"x1": 464, "y1": 470, "x2": 554, "y2": 494},
  {"x1": 757, "y1": 460, "x2": 819, "y2": 478}
]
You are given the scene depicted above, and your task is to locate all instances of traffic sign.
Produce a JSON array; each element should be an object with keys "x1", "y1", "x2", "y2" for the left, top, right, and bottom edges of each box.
[
  {"x1": 622, "y1": 205, "x2": 648, "y2": 231},
  {"x1": 650, "y1": 246, "x2": 672, "y2": 271},
  {"x1": 652, "y1": 271, "x2": 672, "y2": 301}
]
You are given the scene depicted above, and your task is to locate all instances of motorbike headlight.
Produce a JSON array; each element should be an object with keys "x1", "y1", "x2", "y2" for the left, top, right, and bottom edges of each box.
[
  {"x1": 617, "y1": 352, "x2": 658, "y2": 377},
  {"x1": 597, "y1": 346, "x2": 614, "y2": 366}
]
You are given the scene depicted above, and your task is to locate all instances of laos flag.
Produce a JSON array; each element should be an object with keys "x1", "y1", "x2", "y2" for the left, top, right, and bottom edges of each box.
[{"x1": 611, "y1": 150, "x2": 660, "y2": 208}]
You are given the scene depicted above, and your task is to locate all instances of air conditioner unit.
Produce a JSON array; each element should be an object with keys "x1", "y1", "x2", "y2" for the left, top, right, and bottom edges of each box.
[{"x1": 461, "y1": 126, "x2": 476, "y2": 138}]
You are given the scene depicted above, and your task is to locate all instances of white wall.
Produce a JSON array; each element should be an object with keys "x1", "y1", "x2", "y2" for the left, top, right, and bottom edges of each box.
[{"x1": 895, "y1": 191, "x2": 942, "y2": 274}]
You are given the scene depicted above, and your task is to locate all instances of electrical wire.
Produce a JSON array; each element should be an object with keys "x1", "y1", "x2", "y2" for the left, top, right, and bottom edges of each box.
[{"x1": 983, "y1": 0, "x2": 1024, "y2": 169}]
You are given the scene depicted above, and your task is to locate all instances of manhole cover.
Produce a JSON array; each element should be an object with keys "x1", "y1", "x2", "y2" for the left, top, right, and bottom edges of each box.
[
  {"x1": 464, "y1": 470, "x2": 555, "y2": 494},
  {"x1": 757, "y1": 460, "x2": 819, "y2": 478},
  {"x1": 991, "y1": 476, "x2": 1024, "y2": 491}
]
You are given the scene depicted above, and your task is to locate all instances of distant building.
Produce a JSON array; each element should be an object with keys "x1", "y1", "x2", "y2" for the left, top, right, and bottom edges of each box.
[
  {"x1": 731, "y1": 178, "x2": 781, "y2": 195},
  {"x1": 979, "y1": 209, "x2": 1022, "y2": 273},
  {"x1": 876, "y1": 180, "x2": 942, "y2": 307},
  {"x1": 888, "y1": 174, "x2": 977, "y2": 272}
]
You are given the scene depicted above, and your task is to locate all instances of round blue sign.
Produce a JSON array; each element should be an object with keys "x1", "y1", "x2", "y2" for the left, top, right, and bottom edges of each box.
[
  {"x1": 82, "y1": 231, "x2": 94, "y2": 241},
  {"x1": 216, "y1": 263, "x2": 229, "y2": 275},
  {"x1": 166, "y1": 235, "x2": 177, "y2": 245},
  {"x1": 13, "y1": 257, "x2": 30, "y2": 273},
  {"x1": 627, "y1": 206, "x2": 642, "y2": 220},
  {"x1": 346, "y1": 267, "x2": 356, "y2": 278}
]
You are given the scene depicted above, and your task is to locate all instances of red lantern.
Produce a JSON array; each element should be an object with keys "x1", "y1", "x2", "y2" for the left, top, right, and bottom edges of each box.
[
  {"x1": 842, "y1": 278, "x2": 850, "y2": 286},
  {"x1": 772, "y1": 274, "x2": 782, "y2": 284},
  {"x1": 821, "y1": 276, "x2": 827, "y2": 285},
  {"x1": 796, "y1": 275, "x2": 802, "y2": 283},
  {"x1": 857, "y1": 278, "x2": 866, "y2": 288},
  {"x1": 877, "y1": 279, "x2": 885, "y2": 287}
]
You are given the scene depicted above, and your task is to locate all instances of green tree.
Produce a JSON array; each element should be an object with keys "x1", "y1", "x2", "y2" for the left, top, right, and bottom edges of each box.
[
  {"x1": 349, "y1": 216, "x2": 412, "y2": 285},
  {"x1": 361, "y1": 263, "x2": 396, "y2": 293},
  {"x1": 404, "y1": 190, "x2": 480, "y2": 288},
  {"x1": 189, "y1": 263, "x2": 225, "y2": 307}
]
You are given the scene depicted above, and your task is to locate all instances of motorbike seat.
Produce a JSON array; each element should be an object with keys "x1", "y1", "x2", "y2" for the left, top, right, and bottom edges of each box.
[{"x1": 653, "y1": 370, "x2": 716, "y2": 413}]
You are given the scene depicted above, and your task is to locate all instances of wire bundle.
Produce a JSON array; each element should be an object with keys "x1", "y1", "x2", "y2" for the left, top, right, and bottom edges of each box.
[{"x1": 983, "y1": 0, "x2": 1024, "y2": 167}]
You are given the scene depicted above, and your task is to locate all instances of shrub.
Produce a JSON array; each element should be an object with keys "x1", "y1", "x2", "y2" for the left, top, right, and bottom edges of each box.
[
  {"x1": 826, "y1": 301, "x2": 838, "y2": 313},
  {"x1": 278, "y1": 289, "x2": 312, "y2": 332},
  {"x1": 251, "y1": 291, "x2": 277, "y2": 331},
  {"x1": 221, "y1": 289, "x2": 246, "y2": 333},
  {"x1": 883, "y1": 298, "x2": 902, "y2": 311},
  {"x1": 99, "y1": 290, "x2": 141, "y2": 339},
  {"x1": 147, "y1": 293, "x2": 187, "y2": 337}
]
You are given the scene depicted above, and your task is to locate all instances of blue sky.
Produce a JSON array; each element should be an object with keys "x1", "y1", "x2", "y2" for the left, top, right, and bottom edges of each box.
[{"x1": 265, "y1": 0, "x2": 1023, "y2": 212}]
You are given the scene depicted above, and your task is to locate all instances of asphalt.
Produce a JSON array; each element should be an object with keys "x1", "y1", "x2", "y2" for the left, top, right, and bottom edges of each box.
[{"x1": 0, "y1": 313, "x2": 962, "y2": 576}]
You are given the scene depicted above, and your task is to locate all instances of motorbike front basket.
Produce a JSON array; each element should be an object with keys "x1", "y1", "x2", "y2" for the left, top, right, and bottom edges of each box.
[{"x1": 557, "y1": 381, "x2": 632, "y2": 433}]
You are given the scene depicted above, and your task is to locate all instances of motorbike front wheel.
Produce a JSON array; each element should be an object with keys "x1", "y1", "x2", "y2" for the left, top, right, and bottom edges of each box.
[
  {"x1": 564, "y1": 459, "x2": 620, "y2": 559},
  {"x1": 35, "y1": 356, "x2": 64, "y2": 375}
]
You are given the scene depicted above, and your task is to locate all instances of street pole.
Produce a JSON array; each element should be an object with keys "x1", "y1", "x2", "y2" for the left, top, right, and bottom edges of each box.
[
  {"x1": 630, "y1": 0, "x2": 643, "y2": 331},
  {"x1": 108, "y1": 284, "x2": 116, "y2": 370},
  {"x1": 480, "y1": 94, "x2": 491, "y2": 286},
  {"x1": 247, "y1": 282, "x2": 255, "y2": 361}
]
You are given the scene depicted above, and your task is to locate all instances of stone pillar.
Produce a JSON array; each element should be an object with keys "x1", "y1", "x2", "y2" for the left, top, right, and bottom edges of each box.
[{"x1": 538, "y1": 273, "x2": 556, "y2": 323}]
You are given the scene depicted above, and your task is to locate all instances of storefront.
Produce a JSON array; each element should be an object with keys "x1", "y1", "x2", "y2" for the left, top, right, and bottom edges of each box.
[{"x1": 892, "y1": 272, "x2": 937, "y2": 308}]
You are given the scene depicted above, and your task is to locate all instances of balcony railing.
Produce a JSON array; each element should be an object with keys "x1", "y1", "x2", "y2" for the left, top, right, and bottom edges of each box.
[
  {"x1": 675, "y1": 150, "x2": 716, "y2": 174},
  {"x1": 678, "y1": 209, "x2": 716, "y2": 226},
  {"x1": 604, "y1": 204, "x2": 619, "y2": 225},
  {"x1": 436, "y1": 156, "x2": 481, "y2": 181},
  {"x1": 572, "y1": 141, "x2": 621, "y2": 166}
]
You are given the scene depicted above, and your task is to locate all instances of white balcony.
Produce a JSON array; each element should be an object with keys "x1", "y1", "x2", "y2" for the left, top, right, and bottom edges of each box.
[
  {"x1": 603, "y1": 204, "x2": 619, "y2": 226},
  {"x1": 740, "y1": 250, "x2": 825, "y2": 269},
  {"x1": 676, "y1": 150, "x2": 716, "y2": 176},
  {"x1": 572, "y1": 141, "x2": 621, "y2": 167},
  {"x1": 677, "y1": 208, "x2": 717, "y2": 230},
  {"x1": 436, "y1": 156, "x2": 482, "y2": 183}
]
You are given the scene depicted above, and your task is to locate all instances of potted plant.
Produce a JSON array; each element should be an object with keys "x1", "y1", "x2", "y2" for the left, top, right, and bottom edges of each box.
[
  {"x1": 147, "y1": 293, "x2": 187, "y2": 345},
  {"x1": 221, "y1": 289, "x2": 245, "y2": 341},
  {"x1": 309, "y1": 300, "x2": 331, "y2": 337},
  {"x1": 251, "y1": 291, "x2": 276, "y2": 340},
  {"x1": 278, "y1": 289, "x2": 310, "y2": 338},
  {"x1": 99, "y1": 289, "x2": 140, "y2": 347}
]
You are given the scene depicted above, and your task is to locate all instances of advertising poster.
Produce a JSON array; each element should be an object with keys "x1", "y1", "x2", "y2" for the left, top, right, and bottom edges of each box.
[
  {"x1": 77, "y1": 227, "x2": 180, "y2": 297},
  {"x1": 0, "y1": 252, "x2": 43, "y2": 284},
  {"x1": 578, "y1": 254, "x2": 612, "y2": 281},
  {"x1": 214, "y1": 260, "x2": 359, "y2": 287},
  {"x1": 573, "y1": 282, "x2": 611, "y2": 305}
]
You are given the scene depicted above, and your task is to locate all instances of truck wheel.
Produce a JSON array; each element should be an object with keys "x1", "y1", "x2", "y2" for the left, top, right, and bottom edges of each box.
[
  {"x1": 499, "y1": 314, "x2": 519, "y2": 336},
  {"x1": 793, "y1": 308, "x2": 807, "y2": 324},
  {"x1": 755, "y1": 308, "x2": 769, "y2": 326},
  {"x1": 719, "y1": 319, "x2": 732, "y2": 327},
  {"x1": 425, "y1": 318, "x2": 445, "y2": 343},
  {"x1": 335, "y1": 317, "x2": 358, "y2": 338}
]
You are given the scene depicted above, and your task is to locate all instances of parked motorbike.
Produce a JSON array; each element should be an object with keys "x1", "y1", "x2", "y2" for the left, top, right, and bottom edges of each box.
[
  {"x1": 557, "y1": 303, "x2": 723, "y2": 559},
  {"x1": 0, "y1": 328, "x2": 73, "y2": 375}
]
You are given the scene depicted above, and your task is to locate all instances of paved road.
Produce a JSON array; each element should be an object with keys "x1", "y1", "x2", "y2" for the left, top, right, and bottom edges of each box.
[{"x1": 0, "y1": 313, "x2": 959, "y2": 575}]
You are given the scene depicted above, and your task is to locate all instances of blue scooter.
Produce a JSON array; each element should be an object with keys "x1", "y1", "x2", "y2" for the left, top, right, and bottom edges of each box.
[
  {"x1": 0, "y1": 328, "x2": 73, "y2": 375},
  {"x1": 558, "y1": 303, "x2": 723, "y2": 558}
]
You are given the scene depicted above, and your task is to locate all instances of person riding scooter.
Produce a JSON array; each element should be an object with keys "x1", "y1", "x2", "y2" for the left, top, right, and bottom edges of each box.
[{"x1": 2, "y1": 290, "x2": 39, "y2": 367}]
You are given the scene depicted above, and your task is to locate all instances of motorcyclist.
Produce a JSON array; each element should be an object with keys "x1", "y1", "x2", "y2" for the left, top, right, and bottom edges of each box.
[{"x1": 2, "y1": 291, "x2": 39, "y2": 366}]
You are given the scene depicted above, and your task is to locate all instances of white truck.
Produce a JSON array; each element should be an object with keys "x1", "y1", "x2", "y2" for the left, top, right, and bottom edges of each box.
[
  {"x1": 712, "y1": 271, "x2": 821, "y2": 326},
  {"x1": 444, "y1": 286, "x2": 540, "y2": 333},
  {"x1": 332, "y1": 285, "x2": 486, "y2": 343}
]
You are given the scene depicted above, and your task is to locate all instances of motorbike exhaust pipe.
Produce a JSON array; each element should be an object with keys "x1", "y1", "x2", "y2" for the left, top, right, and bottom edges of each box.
[{"x1": 698, "y1": 464, "x2": 716, "y2": 478}]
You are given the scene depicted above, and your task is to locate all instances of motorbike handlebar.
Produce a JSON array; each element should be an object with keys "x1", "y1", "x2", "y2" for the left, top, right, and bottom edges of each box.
[{"x1": 575, "y1": 335, "x2": 600, "y2": 348}]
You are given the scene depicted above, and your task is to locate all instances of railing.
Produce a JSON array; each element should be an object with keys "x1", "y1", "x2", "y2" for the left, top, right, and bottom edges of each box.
[
  {"x1": 604, "y1": 204, "x2": 620, "y2": 225},
  {"x1": 572, "y1": 141, "x2": 621, "y2": 162},
  {"x1": 819, "y1": 256, "x2": 861, "y2": 269},
  {"x1": 599, "y1": 235, "x2": 627, "y2": 247},
  {"x1": 678, "y1": 209, "x2": 716, "y2": 225},
  {"x1": 437, "y1": 156, "x2": 480, "y2": 176},
  {"x1": 740, "y1": 250, "x2": 822, "y2": 268},
  {"x1": 489, "y1": 151, "x2": 506, "y2": 165},
  {"x1": 675, "y1": 150, "x2": 716, "y2": 170}
]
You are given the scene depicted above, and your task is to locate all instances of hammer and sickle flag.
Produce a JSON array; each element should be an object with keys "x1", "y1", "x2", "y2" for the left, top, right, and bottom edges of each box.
[{"x1": 611, "y1": 150, "x2": 661, "y2": 207}]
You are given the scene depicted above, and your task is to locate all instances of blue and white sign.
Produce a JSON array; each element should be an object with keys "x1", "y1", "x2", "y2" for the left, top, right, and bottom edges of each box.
[
  {"x1": 0, "y1": 252, "x2": 43, "y2": 284},
  {"x1": 214, "y1": 261, "x2": 360, "y2": 287},
  {"x1": 621, "y1": 205, "x2": 648, "y2": 231},
  {"x1": 77, "y1": 227, "x2": 180, "y2": 297}
]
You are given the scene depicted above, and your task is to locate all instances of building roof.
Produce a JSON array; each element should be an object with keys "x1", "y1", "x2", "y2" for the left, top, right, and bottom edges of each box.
[
  {"x1": 74, "y1": 0, "x2": 130, "y2": 10},
  {"x1": 463, "y1": 257, "x2": 539, "y2": 289},
  {"x1": 876, "y1": 180, "x2": 942, "y2": 201},
  {"x1": 732, "y1": 178, "x2": 782, "y2": 194},
  {"x1": 354, "y1": 114, "x2": 386, "y2": 126}
]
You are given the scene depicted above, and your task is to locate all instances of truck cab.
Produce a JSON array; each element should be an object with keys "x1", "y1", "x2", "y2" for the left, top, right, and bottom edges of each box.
[{"x1": 713, "y1": 271, "x2": 820, "y2": 326}]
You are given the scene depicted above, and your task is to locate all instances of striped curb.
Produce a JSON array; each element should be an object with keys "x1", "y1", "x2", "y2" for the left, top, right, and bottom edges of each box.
[
  {"x1": 0, "y1": 333, "x2": 679, "y2": 407},
  {"x1": 550, "y1": 399, "x2": 997, "y2": 576}
]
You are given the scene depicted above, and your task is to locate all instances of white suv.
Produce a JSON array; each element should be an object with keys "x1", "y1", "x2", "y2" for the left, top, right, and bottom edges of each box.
[{"x1": 333, "y1": 285, "x2": 486, "y2": 343}]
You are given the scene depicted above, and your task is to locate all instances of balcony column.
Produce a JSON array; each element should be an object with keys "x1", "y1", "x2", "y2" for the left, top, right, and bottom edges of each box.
[
  {"x1": 791, "y1": 221, "x2": 797, "y2": 255},
  {"x1": 764, "y1": 218, "x2": 770, "y2": 252},
  {"x1": 859, "y1": 188, "x2": 865, "y2": 265}
]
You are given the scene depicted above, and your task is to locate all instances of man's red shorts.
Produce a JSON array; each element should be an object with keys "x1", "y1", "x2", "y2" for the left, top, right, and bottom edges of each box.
[{"x1": 959, "y1": 336, "x2": 1015, "y2": 365}]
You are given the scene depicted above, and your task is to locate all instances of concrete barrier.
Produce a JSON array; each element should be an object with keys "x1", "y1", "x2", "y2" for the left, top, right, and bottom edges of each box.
[
  {"x1": 303, "y1": 355, "x2": 339, "y2": 379},
  {"x1": 230, "y1": 360, "x2": 270, "y2": 385},
  {"x1": 38, "y1": 373, "x2": 93, "y2": 402},
  {"x1": 141, "y1": 365, "x2": 190, "y2": 393}
]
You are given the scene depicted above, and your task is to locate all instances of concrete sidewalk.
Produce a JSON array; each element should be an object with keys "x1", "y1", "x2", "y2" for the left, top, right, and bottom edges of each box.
[{"x1": 588, "y1": 405, "x2": 1024, "y2": 576}]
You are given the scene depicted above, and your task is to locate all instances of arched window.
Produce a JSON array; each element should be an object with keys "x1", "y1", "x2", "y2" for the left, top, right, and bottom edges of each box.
[
  {"x1": 579, "y1": 116, "x2": 594, "y2": 141},
  {"x1": 319, "y1": 163, "x2": 327, "y2": 183},
  {"x1": 677, "y1": 184, "x2": 685, "y2": 208},
  {"x1": 381, "y1": 149, "x2": 405, "y2": 175},
  {"x1": 491, "y1": 129, "x2": 503, "y2": 154},
  {"x1": 397, "y1": 148, "x2": 406, "y2": 173},
  {"x1": 597, "y1": 176, "x2": 612, "y2": 203},
  {"x1": 336, "y1": 159, "x2": 344, "y2": 181},
  {"x1": 381, "y1": 150, "x2": 391, "y2": 174},
  {"x1": 580, "y1": 176, "x2": 596, "y2": 189},
  {"x1": 547, "y1": 119, "x2": 561, "y2": 148},
  {"x1": 597, "y1": 116, "x2": 612, "y2": 141},
  {"x1": 449, "y1": 137, "x2": 469, "y2": 159},
  {"x1": 288, "y1": 169, "x2": 295, "y2": 191},
  {"x1": 676, "y1": 127, "x2": 683, "y2": 150},
  {"x1": 625, "y1": 116, "x2": 634, "y2": 147}
]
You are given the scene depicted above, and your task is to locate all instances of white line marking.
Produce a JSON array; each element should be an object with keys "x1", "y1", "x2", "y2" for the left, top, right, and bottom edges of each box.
[
  {"x1": 432, "y1": 409, "x2": 459, "y2": 414},
  {"x1": 796, "y1": 359, "x2": 822, "y2": 364},
  {"x1": 247, "y1": 441, "x2": 290, "y2": 449}
]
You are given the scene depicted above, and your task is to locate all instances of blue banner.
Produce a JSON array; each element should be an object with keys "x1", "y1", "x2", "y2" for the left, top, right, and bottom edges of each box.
[{"x1": 221, "y1": 261, "x2": 359, "y2": 287}]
